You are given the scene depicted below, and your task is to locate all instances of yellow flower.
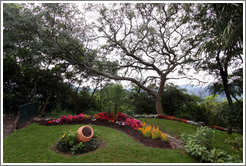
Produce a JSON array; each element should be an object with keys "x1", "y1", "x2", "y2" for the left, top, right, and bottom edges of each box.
[{"x1": 62, "y1": 134, "x2": 66, "y2": 138}]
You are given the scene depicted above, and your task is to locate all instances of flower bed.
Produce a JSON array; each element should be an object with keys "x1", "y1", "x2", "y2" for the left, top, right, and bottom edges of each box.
[
  {"x1": 138, "y1": 122, "x2": 168, "y2": 142},
  {"x1": 37, "y1": 112, "x2": 174, "y2": 149},
  {"x1": 134, "y1": 114, "x2": 228, "y2": 132},
  {"x1": 55, "y1": 128, "x2": 100, "y2": 155}
]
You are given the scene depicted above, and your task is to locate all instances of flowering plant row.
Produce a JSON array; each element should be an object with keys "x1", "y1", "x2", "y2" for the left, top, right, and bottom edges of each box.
[
  {"x1": 134, "y1": 114, "x2": 228, "y2": 132},
  {"x1": 210, "y1": 125, "x2": 227, "y2": 131},
  {"x1": 125, "y1": 118, "x2": 142, "y2": 129},
  {"x1": 96, "y1": 112, "x2": 129, "y2": 122},
  {"x1": 138, "y1": 122, "x2": 168, "y2": 142},
  {"x1": 134, "y1": 114, "x2": 158, "y2": 119},
  {"x1": 47, "y1": 113, "x2": 90, "y2": 124},
  {"x1": 157, "y1": 114, "x2": 188, "y2": 123},
  {"x1": 47, "y1": 112, "x2": 131, "y2": 127}
]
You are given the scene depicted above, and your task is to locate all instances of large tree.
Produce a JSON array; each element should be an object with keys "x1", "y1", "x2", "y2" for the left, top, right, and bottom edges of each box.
[
  {"x1": 77, "y1": 3, "x2": 204, "y2": 114},
  {"x1": 8, "y1": 3, "x2": 206, "y2": 115},
  {"x1": 3, "y1": 3, "x2": 97, "y2": 115}
]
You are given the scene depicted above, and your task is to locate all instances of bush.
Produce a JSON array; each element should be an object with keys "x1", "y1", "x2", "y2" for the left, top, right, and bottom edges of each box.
[
  {"x1": 181, "y1": 126, "x2": 215, "y2": 149},
  {"x1": 217, "y1": 101, "x2": 243, "y2": 133},
  {"x1": 181, "y1": 127, "x2": 242, "y2": 163},
  {"x1": 56, "y1": 130, "x2": 77, "y2": 152},
  {"x1": 225, "y1": 137, "x2": 243, "y2": 152},
  {"x1": 56, "y1": 129, "x2": 99, "y2": 155},
  {"x1": 46, "y1": 103, "x2": 73, "y2": 118},
  {"x1": 124, "y1": 110, "x2": 135, "y2": 117},
  {"x1": 71, "y1": 137, "x2": 99, "y2": 155}
]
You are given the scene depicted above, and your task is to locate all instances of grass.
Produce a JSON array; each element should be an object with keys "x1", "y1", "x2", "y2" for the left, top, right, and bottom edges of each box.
[
  {"x1": 138, "y1": 118, "x2": 243, "y2": 159},
  {"x1": 3, "y1": 123, "x2": 198, "y2": 163}
]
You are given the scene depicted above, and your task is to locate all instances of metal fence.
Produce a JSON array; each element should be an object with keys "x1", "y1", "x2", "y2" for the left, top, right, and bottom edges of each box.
[{"x1": 17, "y1": 101, "x2": 38, "y2": 128}]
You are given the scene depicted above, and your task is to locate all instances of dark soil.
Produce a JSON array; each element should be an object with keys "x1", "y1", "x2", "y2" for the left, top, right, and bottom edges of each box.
[
  {"x1": 82, "y1": 127, "x2": 92, "y2": 137},
  {"x1": 37, "y1": 119, "x2": 175, "y2": 150}
]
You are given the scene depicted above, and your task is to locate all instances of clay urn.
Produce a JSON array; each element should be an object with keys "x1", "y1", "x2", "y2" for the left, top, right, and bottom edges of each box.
[{"x1": 77, "y1": 125, "x2": 94, "y2": 142}]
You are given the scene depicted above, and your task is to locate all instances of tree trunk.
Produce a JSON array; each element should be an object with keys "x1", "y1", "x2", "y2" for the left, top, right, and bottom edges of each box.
[
  {"x1": 84, "y1": 80, "x2": 101, "y2": 111},
  {"x1": 155, "y1": 95, "x2": 164, "y2": 115},
  {"x1": 224, "y1": 86, "x2": 233, "y2": 105},
  {"x1": 73, "y1": 95, "x2": 78, "y2": 115},
  {"x1": 73, "y1": 82, "x2": 81, "y2": 115},
  {"x1": 41, "y1": 93, "x2": 51, "y2": 116},
  {"x1": 216, "y1": 48, "x2": 233, "y2": 105}
]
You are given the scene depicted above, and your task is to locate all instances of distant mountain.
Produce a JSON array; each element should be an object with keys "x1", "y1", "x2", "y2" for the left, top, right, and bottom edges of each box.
[
  {"x1": 178, "y1": 84, "x2": 226, "y2": 100},
  {"x1": 74, "y1": 84, "x2": 227, "y2": 101}
]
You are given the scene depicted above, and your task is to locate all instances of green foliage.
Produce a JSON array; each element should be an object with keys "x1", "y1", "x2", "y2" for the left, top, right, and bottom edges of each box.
[
  {"x1": 225, "y1": 137, "x2": 243, "y2": 152},
  {"x1": 100, "y1": 83, "x2": 128, "y2": 114},
  {"x1": 194, "y1": 3, "x2": 243, "y2": 105},
  {"x1": 71, "y1": 137, "x2": 99, "y2": 155},
  {"x1": 198, "y1": 95, "x2": 220, "y2": 125},
  {"x1": 181, "y1": 127, "x2": 242, "y2": 163},
  {"x1": 3, "y1": 3, "x2": 98, "y2": 116},
  {"x1": 131, "y1": 90, "x2": 155, "y2": 115},
  {"x1": 216, "y1": 100, "x2": 243, "y2": 133},
  {"x1": 71, "y1": 142, "x2": 85, "y2": 155},
  {"x1": 56, "y1": 130, "x2": 78, "y2": 152},
  {"x1": 124, "y1": 110, "x2": 135, "y2": 117},
  {"x1": 162, "y1": 85, "x2": 193, "y2": 116},
  {"x1": 56, "y1": 129, "x2": 99, "y2": 155},
  {"x1": 181, "y1": 126, "x2": 215, "y2": 149},
  {"x1": 46, "y1": 103, "x2": 73, "y2": 118},
  {"x1": 209, "y1": 149, "x2": 242, "y2": 163}
]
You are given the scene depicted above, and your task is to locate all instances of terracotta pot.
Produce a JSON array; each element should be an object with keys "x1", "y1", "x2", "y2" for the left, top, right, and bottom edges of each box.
[{"x1": 77, "y1": 125, "x2": 94, "y2": 142}]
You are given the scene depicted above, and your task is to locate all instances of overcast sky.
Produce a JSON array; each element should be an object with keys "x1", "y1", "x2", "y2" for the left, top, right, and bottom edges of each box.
[{"x1": 76, "y1": 2, "x2": 217, "y2": 88}]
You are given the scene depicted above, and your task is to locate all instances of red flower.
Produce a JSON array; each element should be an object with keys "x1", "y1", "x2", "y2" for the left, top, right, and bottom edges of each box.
[
  {"x1": 48, "y1": 121, "x2": 52, "y2": 123},
  {"x1": 60, "y1": 115, "x2": 66, "y2": 122}
]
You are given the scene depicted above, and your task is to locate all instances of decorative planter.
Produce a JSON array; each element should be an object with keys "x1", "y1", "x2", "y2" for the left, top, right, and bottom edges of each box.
[{"x1": 77, "y1": 125, "x2": 94, "y2": 142}]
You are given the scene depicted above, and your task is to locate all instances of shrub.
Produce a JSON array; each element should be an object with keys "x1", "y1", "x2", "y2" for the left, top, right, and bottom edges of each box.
[
  {"x1": 56, "y1": 130, "x2": 77, "y2": 152},
  {"x1": 56, "y1": 129, "x2": 99, "y2": 155},
  {"x1": 181, "y1": 127, "x2": 242, "y2": 163},
  {"x1": 209, "y1": 149, "x2": 242, "y2": 163},
  {"x1": 71, "y1": 137, "x2": 99, "y2": 155},
  {"x1": 217, "y1": 101, "x2": 243, "y2": 133},
  {"x1": 124, "y1": 110, "x2": 135, "y2": 117},
  {"x1": 225, "y1": 137, "x2": 243, "y2": 152}
]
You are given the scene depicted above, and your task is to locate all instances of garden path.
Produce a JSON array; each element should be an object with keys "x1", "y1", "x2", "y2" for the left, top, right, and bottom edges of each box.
[{"x1": 3, "y1": 116, "x2": 16, "y2": 138}]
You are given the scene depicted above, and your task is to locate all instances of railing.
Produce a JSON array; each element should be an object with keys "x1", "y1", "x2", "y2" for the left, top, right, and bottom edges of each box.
[{"x1": 16, "y1": 101, "x2": 38, "y2": 128}]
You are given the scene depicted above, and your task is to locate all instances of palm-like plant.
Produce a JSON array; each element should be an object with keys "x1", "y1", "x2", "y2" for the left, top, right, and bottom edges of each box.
[{"x1": 196, "y1": 3, "x2": 243, "y2": 105}]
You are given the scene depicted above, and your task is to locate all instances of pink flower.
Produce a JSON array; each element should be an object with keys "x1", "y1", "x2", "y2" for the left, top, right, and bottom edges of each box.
[
  {"x1": 72, "y1": 115, "x2": 79, "y2": 121},
  {"x1": 66, "y1": 115, "x2": 73, "y2": 122},
  {"x1": 78, "y1": 114, "x2": 84, "y2": 121}
]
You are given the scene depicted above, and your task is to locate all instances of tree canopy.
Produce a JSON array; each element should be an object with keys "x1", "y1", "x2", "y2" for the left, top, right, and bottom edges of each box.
[{"x1": 3, "y1": 2, "x2": 243, "y2": 116}]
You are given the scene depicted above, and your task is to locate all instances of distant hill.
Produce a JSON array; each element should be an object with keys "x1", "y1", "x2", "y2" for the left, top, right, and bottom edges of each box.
[
  {"x1": 178, "y1": 84, "x2": 226, "y2": 100},
  {"x1": 74, "y1": 84, "x2": 227, "y2": 101}
]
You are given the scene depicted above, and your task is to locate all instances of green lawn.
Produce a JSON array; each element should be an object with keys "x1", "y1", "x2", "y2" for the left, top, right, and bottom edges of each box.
[
  {"x1": 3, "y1": 123, "x2": 197, "y2": 163},
  {"x1": 138, "y1": 118, "x2": 243, "y2": 158}
]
